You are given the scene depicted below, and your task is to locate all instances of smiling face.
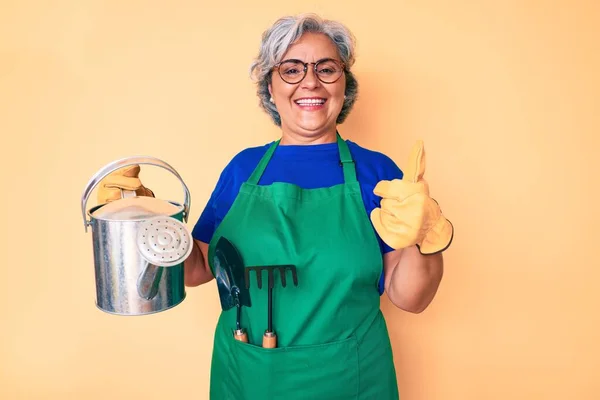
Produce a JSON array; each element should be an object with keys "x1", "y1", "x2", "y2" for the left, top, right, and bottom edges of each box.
[{"x1": 269, "y1": 32, "x2": 346, "y2": 144}]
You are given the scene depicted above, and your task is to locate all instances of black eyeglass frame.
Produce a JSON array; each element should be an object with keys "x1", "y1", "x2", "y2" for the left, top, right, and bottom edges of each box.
[{"x1": 272, "y1": 58, "x2": 347, "y2": 84}]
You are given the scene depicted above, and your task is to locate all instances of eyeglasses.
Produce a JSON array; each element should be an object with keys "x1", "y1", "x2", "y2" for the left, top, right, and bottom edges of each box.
[{"x1": 273, "y1": 58, "x2": 346, "y2": 84}]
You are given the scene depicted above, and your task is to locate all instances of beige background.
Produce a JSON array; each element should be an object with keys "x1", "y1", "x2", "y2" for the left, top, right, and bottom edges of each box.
[{"x1": 1, "y1": 1, "x2": 599, "y2": 399}]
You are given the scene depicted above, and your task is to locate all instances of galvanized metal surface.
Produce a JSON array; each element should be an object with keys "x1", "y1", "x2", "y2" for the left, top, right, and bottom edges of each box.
[{"x1": 81, "y1": 156, "x2": 191, "y2": 316}]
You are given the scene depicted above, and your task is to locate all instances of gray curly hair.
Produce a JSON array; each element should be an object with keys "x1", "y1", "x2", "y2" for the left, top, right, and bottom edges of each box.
[{"x1": 249, "y1": 14, "x2": 359, "y2": 126}]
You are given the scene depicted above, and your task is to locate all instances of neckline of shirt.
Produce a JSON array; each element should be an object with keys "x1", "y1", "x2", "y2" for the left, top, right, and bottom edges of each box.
[{"x1": 269, "y1": 140, "x2": 349, "y2": 161}]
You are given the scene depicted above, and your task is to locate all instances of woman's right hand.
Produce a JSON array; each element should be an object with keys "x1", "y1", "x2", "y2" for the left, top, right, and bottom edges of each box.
[{"x1": 97, "y1": 164, "x2": 155, "y2": 204}]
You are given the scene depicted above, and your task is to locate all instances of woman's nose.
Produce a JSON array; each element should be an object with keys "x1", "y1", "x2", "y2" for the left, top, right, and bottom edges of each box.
[{"x1": 301, "y1": 67, "x2": 321, "y2": 89}]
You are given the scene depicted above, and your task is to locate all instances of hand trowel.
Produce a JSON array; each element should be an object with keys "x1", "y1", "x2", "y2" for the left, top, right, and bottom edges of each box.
[{"x1": 213, "y1": 236, "x2": 252, "y2": 342}]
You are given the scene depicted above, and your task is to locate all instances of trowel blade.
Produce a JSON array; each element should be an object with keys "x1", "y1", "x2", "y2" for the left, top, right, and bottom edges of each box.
[
  {"x1": 214, "y1": 236, "x2": 252, "y2": 308},
  {"x1": 213, "y1": 251, "x2": 235, "y2": 311}
]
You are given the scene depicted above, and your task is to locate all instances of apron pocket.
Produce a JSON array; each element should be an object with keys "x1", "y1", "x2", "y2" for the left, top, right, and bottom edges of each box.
[{"x1": 229, "y1": 335, "x2": 359, "y2": 400}]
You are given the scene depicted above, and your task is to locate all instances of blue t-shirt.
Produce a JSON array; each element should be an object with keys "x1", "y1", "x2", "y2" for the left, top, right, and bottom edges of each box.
[{"x1": 192, "y1": 139, "x2": 404, "y2": 295}]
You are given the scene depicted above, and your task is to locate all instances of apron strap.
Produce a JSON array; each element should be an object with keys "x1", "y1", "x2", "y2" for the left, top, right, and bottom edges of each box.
[
  {"x1": 246, "y1": 133, "x2": 357, "y2": 185},
  {"x1": 247, "y1": 139, "x2": 280, "y2": 185},
  {"x1": 337, "y1": 132, "x2": 357, "y2": 184}
]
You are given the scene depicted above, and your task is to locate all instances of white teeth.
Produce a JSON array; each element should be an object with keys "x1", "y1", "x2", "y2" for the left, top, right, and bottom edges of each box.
[{"x1": 296, "y1": 99, "x2": 325, "y2": 105}]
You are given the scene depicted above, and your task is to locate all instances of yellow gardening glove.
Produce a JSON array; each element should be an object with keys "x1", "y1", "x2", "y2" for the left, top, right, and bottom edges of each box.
[
  {"x1": 370, "y1": 140, "x2": 453, "y2": 255},
  {"x1": 97, "y1": 164, "x2": 155, "y2": 204}
]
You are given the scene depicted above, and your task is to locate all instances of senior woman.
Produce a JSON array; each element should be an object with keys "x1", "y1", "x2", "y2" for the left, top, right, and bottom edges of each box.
[{"x1": 98, "y1": 13, "x2": 453, "y2": 400}]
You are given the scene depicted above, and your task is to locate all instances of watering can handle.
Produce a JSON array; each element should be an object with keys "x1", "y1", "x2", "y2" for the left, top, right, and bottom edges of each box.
[{"x1": 81, "y1": 156, "x2": 191, "y2": 232}]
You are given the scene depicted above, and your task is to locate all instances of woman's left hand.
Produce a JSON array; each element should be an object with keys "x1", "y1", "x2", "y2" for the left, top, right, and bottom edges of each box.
[{"x1": 370, "y1": 140, "x2": 454, "y2": 255}]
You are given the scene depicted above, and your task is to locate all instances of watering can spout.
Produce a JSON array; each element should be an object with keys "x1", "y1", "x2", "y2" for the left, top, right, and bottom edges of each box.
[{"x1": 137, "y1": 262, "x2": 163, "y2": 301}]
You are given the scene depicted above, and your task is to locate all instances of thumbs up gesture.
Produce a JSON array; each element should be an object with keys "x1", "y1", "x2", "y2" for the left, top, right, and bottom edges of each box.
[{"x1": 370, "y1": 141, "x2": 454, "y2": 255}]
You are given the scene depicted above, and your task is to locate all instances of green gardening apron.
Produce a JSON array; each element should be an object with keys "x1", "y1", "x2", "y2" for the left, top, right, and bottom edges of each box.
[{"x1": 207, "y1": 134, "x2": 399, "y2": 400}]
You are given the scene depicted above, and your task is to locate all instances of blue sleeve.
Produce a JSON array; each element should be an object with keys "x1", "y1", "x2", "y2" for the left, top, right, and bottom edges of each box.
[
  {"x1": 190, "y1": 146, "x2": 266, "y2": 243},
  {"x1": 353, "y1": 150, "x2": 403, "y2": 296},
  {"x1": 191, "y1": 163, "x2": 232, "y2": 243},
  {"x1": 370, "y1": 154, "x2": 403, "y2": 295}
]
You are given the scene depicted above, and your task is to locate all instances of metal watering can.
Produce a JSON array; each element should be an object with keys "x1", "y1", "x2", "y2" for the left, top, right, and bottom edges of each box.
[{"x1": 81, "y1": 156, "x2": 193, "y2": 316}]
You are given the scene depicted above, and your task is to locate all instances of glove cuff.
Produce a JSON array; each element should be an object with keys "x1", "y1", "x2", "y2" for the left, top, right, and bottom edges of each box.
[{"x1": 417, "y1": 214, "x2": 454, "y2": 255}]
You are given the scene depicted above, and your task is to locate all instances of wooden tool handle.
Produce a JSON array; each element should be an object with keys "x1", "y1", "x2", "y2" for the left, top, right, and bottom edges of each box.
[
  {"x1": 234, "y1": 330, "x2": 248, "y2": 343},
  {"x1": 262, "y1": 331, "x2": 277, "y2": 348}
]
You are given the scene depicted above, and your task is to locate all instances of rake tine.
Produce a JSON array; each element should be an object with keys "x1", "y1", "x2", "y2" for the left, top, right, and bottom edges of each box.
[
  {"x1": 286, "y1": 265, "x2": 298, "y2": 287},
  {"x1": 246, "y1": 266, "x2": 264, "y2": 289},
  {"x1": 246, "y1": 265, "x2": 298, "y2": 289},
  {"x1": 278, "y1": 267, "x2": 287, "y2": 287},
  {"x1": 255, "y1": 269, "x2": 263, "y2": 289},
  {"x1": 268, "y1": 268, "x2": 274, "y2": 289}
]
